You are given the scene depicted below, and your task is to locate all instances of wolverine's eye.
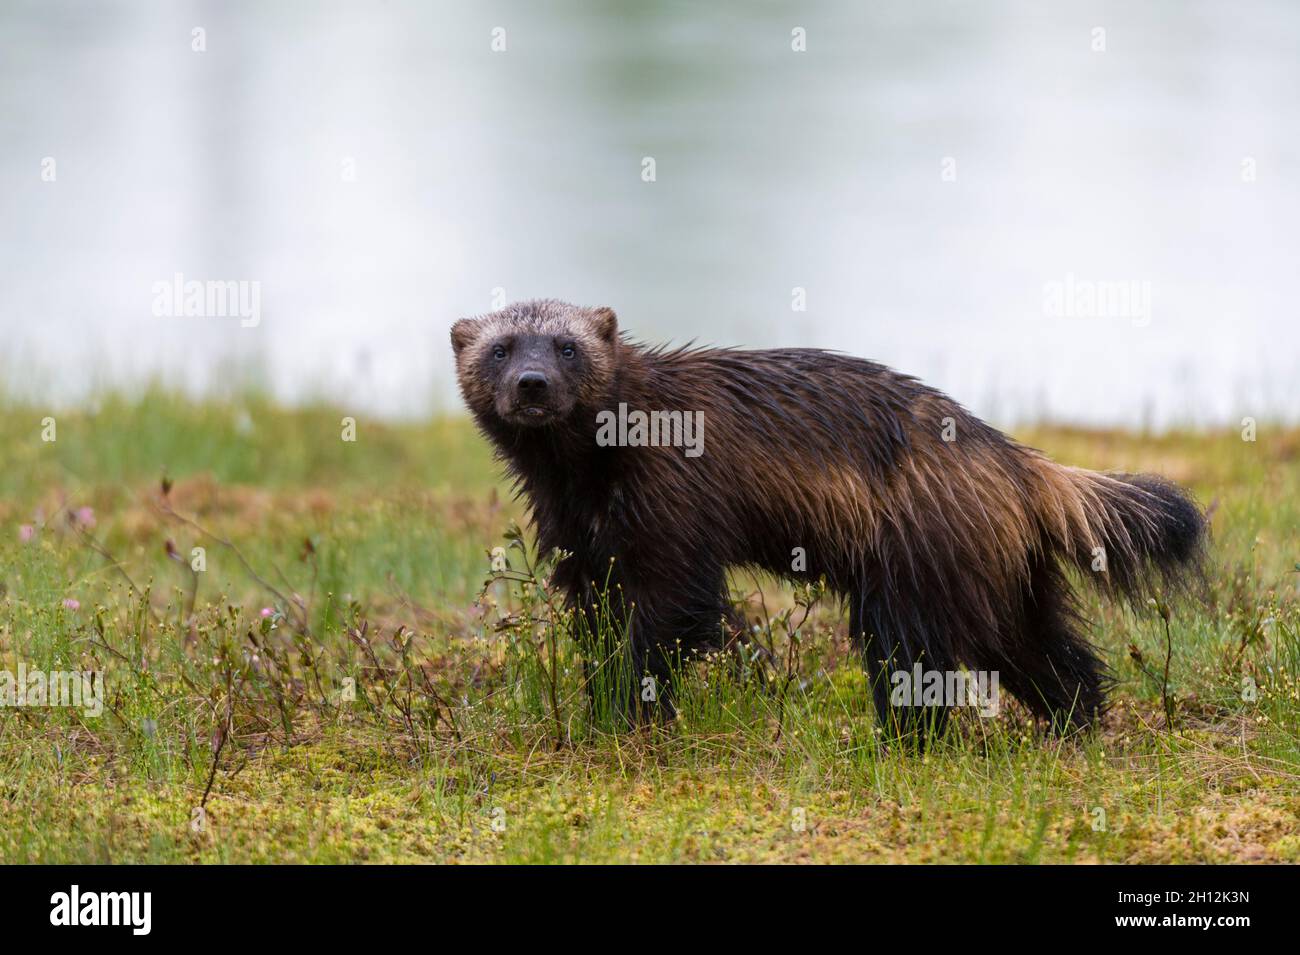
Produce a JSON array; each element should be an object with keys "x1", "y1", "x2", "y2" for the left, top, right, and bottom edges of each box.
[
  {"x1": 560, "y1": 343, "x2": 577, "y2": 360},
  {"x1": 492, "y1": 345, "x2": 507, "y2": 361}
]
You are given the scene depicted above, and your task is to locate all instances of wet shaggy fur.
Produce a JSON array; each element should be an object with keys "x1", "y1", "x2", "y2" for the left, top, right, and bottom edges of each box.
[{"x1": 452, "y1": 299, "x2": 1206, "y2": 737}]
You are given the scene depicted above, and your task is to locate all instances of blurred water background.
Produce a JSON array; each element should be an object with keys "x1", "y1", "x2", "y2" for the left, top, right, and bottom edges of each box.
[{"x1": 2, "y1": 0, "x2": 1297, "y2": 426}]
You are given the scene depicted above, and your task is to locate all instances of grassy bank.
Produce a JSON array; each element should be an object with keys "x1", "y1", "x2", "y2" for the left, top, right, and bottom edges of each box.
[{"x1": 1, "y1": 390, "x2": 1297, "y2": 863}]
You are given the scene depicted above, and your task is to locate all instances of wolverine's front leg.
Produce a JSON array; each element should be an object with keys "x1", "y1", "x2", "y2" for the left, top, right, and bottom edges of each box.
[
  {"x1": 557, "y1": 563, "x2": 662, "y2": 726},
  {"x1": 617, "y1": 560, "x2": 738, "y2": 722},
  {"x1": 568, "y1": 554, "x2": 730, "y2": 726}
]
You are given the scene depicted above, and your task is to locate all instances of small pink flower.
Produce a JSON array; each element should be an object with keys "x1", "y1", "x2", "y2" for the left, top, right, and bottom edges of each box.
[
  {"x1": 75, "y1": 506, "x2": 96, "y2": 528},
  {"x1": 63, "y1": 598, "x2": 81, "y2": 611},
  {"x1": 260, "y1": 607, "x2": 274, "y2": 618},
  {"x1": 19, "y1": 524, "x2": 35, "y2": 543}
]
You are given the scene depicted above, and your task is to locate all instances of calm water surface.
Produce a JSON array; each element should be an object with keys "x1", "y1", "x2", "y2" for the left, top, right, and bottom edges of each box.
[{"x1": 2, "y1": 0, "x2": 1297, "y2": 425}]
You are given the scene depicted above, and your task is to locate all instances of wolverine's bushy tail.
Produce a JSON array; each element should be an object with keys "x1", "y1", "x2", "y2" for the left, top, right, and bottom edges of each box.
[{"x1": 1031, "y1": 460, "x2": 1206, "y2": 600}]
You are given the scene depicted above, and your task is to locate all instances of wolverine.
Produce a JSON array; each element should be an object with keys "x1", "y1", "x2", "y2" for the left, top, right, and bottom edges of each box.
[{"x1": 451, "y1": 299, "x2": 1205, "y2": 737}]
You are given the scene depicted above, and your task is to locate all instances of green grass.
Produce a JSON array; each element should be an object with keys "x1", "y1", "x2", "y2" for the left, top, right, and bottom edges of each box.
[{"x1": 1, "y1": 389, "x2": 1298, "y2": 863}]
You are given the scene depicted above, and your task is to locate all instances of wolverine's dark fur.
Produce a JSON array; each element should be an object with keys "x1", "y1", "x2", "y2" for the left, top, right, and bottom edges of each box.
[{"x1": 452, "y1": 300, "x2": 1206, "y2": 738}]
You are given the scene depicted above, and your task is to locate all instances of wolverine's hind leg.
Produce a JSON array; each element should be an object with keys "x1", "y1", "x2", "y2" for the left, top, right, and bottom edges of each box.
[
  {"x1": 849, "y1": 587, "x2": 955, "y2": 743},
  {"x1": 987, "y1": 556, "x2": 1108, "y2": 733}
]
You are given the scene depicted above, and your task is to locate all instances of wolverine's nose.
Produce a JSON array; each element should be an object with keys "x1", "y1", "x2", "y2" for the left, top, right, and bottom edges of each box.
[{"x1": 517, "y1": 371, "x2": 549, "y2": 397}]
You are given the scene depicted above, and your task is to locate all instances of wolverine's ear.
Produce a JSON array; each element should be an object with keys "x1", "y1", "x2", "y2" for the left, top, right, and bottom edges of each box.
[
  {"x1": 450, "y1": 318, "x2": 481, "y2": 357},
  {"x1": 589, "y1": 306, "x2": 618, "y2": 343}
]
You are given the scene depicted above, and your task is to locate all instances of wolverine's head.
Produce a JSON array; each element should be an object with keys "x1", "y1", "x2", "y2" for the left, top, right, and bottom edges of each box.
[{"x1": 450, "y1": 300, "x2": 620, "y2": 428}]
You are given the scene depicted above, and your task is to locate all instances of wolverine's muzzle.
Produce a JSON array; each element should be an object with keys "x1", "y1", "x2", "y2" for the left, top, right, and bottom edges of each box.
[{"x1": 502, "y1": 370, "x2": 562, "y2": 425}]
